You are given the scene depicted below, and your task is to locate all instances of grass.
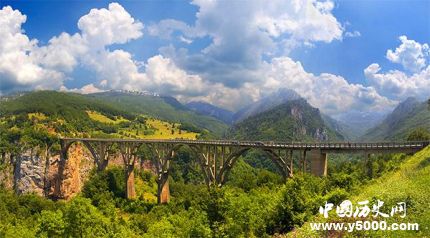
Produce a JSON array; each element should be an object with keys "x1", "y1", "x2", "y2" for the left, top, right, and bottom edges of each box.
[
  {"x1": 286, "y1": 146, "x2": 430, "y2": 238},
  {"x1": 118, "y1": 118, "x2": 198, "y2": 140},
  {"x1": 86, "y1": 111, "x2": 129, "y2": 124}
]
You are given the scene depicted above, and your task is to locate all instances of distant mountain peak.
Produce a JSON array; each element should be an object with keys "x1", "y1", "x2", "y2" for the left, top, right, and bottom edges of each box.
[
  {"x1": 233, "y1": 88, "x2": 302, "y2": 122},
  {"x1": 361, "y1": 98, "x2": 429, "y2": 141},
  {"x1": 228, "y1": 98, "x2": 344, "y2": 142},
  {"x1": 186, "y1": 101, "x2": 234, "y2": 124}
]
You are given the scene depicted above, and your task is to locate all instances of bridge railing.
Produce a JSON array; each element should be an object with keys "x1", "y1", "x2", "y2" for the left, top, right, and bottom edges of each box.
[{"x1": 60, "y1": 137, "x2": 429, "y2": 150}]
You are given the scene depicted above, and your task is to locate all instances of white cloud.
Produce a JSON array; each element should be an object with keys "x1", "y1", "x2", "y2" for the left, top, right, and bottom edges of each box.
[
  {"x1": 77, "y1": 2, "x2": 143, "y2": 47},
  {"x1": 365, "y1": 63, "x2": 430, "y2": 100},
  {"x1": 149, "y1": 0, "x2": 344, "y2": 88},
  {"x1": 386, "y1": 35, "x2": 429, "y2": 72},
  {"x1": 0, "y1": 3, "x2": 144, "y2": 93},
  {"x1": 365, "y1": 36, "x2": 430, "y2": 101},
  {"x1": 262, "y1": 57, "x2": 395, "y2": 114},
  {"x1": 61, "y1": 83, "x2": 104, "y2": 94},
  {"x1": 33, "y1": 33, "x2": 87, "y2": 72},
  {"x1": 344, "y1": 30, "x2": 361, "y2": 38},
  {"x1": 0, "y1": 6, "x2": 65, "y2": 93}
]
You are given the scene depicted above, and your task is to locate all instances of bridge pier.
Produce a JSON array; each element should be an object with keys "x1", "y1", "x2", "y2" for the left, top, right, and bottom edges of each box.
[
  {"x1": 151, "y1": 144, "x2": 173, "y2": 204},
  {"x1": 264, "y1": 149, "x2": 293, "y2": 181},
  {"x1": 193, "y1": 145, "x2": 251, "y2": 187},
  {"x1": 120, "y1": 143, "x2": 139, "y2": 199},
  {"x1": 308, "y1": 149, "x2": 327, "y2": 176},
  {"x1": 82, "y1": 141, "x2": 112, "y2": 172},
  {"x1": 54, "y1": 144, "x2": 68, "y2": 199}
]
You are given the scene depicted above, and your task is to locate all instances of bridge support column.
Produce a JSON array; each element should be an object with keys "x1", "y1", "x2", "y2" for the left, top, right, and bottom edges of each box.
[
  {"x1": 120, "y1": 143, "x2": 139, "y2": 200},
  {"x1": 264, "y1": 149, "x2": 293, "y2": 181},
  {"x1": 54, "y1": 140, "x2": 72, "y2": 199},
  {"x1": 308, "y1": 149, "x2": 327, "y2": 176},
  {"x1": 82, "y1": 141, "x2": 112, "y2": 172},
  {"x1": 152, "y1": 144, "x2": 173, "y2": 204},
  {"x1": 193, "y1": 145, "x2": 250, "y2": 188},
  {"x1": 158, "y1": 179, "x2": 170, "y2": 204}
]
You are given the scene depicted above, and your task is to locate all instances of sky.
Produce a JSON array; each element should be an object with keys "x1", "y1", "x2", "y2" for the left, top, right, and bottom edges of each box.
[{"x1": 0, "y1": 0, "x2": 429, "y2": 116}]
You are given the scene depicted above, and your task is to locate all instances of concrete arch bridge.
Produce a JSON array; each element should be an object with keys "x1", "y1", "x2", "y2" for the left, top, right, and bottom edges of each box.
[{"x1": 58, "y1": 138, "x2": 429, "y2": 203}]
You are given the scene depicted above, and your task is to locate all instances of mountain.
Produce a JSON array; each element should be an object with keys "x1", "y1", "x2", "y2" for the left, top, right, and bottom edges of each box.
[
  {"x1": 0, "y1": 90, "x2": 228, "y2": 138},
  {"x1": 186, "y1": 101, "x2": 234, "y2": 124},
  {"x1": 334, "y1": 110, "x2": 386, "y2": 137},
  {"x1": 321, "y1": 114, "x2": 357, "y2": 141},
  {"x1": 233, "y1": 88, "x2": 301, "y2": 122},
  {"x1": 227, "y1": 98, "x2": 344, "y2": 141},
  {"x1": 361, "y1": 97, "x2": 430, "y2": 141},
  {"x1": 87, "y1": 91, "x2": 228, "y2": 137}
]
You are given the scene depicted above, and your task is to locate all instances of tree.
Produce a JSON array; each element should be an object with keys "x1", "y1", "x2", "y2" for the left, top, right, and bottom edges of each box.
[
  {"x1": 37, "y1": 210, "x2": 65, "y2": 237},
  {"x1": 64, "y1": 197, "x2": 110, "y2": 237},
  {"x1": 407, "y1": 128, "x2": 430, "y2": 141}
]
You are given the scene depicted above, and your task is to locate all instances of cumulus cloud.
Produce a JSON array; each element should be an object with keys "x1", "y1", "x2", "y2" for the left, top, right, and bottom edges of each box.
[
  {"x1": 0, "y1": 3, "x2": 144, "y2": 94},
  {"x1": 364, "y1": 36, "x2": 430, "y2": 101},
  {"x1": 61, "y1": 83, "x2": 104, "y2": 94},
  {"x1": 365, "y1": 63, "x2": 430, "y2": 100},
  {"x1": 386, "y1": 35, "x2": 429, "y2": 72},
  {"x1": 0, "y1": 6, "x2": 64, "y2": 93},
  {"x1": 77, "y1": 2, "x2": 143, "y2": 47},
  {"x1": 149, "y1": 0, "x2": 344, "y2": 87},
  {"x1": 262, "y1": 57, "x2": 395, "y2": 114}
]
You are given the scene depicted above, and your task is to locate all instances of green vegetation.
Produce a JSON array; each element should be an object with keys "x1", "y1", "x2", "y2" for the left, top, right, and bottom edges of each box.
[
  {"x1": 289, "y1": 146, "x2": 430, "y2": 237},
  {"x1": 227, "y1": 99, "x2": 344, "y2": 141},
  {"x1": 0, "y1": 91, "x2": 226, "y2": 138},
  {"x1": 2, "y1": 136, "x2": 419, "y2": 237},
  {"x1": 88, "y1": 91, "x2": 228, "y2": 137},
  {"x1": 362, "y1": 98, "x2": 430, "y2": 141}
]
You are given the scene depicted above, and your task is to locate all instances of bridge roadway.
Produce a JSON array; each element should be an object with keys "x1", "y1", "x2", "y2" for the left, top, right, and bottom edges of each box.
[
  {"x1": 61, "y1": 138, "x2": 429, "y2": 153},
  {"x1": 58, "y1": 138, "x2": 429, "y2": 203}
]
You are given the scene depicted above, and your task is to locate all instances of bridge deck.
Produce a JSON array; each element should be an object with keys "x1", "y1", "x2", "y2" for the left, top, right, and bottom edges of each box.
[{"x1": 61, "y1": 138, "x2": 429, "y2": 153}]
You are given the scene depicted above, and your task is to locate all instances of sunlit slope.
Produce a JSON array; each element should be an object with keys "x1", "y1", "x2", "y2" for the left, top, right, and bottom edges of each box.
[
  {"x1": 289, "y1": 146, "x2": 430, "y2": 238},
  {"x1": 349, "y1": 146, "x2": 430, "y2": 237},
  {"x1": 88, "y1": 111, "x2": 198, "y2": 139},
  {"x1": 87, "y1": 91, "x2": 228, "y2": 137},
  {"x1": 0, "y1": 91, "x2": 199, "y2": 139}
]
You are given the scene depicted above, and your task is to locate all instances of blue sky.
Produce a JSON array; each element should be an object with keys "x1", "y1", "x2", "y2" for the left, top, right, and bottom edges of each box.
[{"x1": 0, "y1": 0, "x2": 429, "y2": 115}]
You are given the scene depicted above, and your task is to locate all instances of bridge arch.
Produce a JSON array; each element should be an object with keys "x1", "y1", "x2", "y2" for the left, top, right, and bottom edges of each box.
[{"x1": 218, "y1": 147, "x2": 293, "y2": 186}]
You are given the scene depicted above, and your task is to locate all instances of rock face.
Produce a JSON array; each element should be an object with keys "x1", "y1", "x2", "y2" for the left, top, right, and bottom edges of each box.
[
  {"x1": 57, "y1": 143, "x2": 95, "y2": 200},
  {"x1": 9, "y1": 143, "x2": 157, "y2": 200},
  {"x1": 0, "y1": 156, "x2": 14, "y2": 190},
  {"x1": 12, "y1": 143, "x2": 95, "y2": 199},
  {"x1": 14, "y1": 149, "x2": 46, "y2": 196}
]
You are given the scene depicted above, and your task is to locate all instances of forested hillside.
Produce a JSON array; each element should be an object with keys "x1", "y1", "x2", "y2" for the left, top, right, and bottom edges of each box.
[
  {"x1": 227, "y1": 99, "x2": 344, "y2": 141},
  {"x1": 88, "y1": 91, "x2": 228, "y2": 137},
  {"x1": 289, "y1": 146, "x2": 430, "y2": 237},
  {"x1": 362, "y1": 98, "x2": 430, "y2": 141}
]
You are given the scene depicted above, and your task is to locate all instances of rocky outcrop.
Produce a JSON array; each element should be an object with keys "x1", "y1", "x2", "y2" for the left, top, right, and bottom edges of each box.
[
  {"x1": 9, "y1": 143, "x2": 157, "y2": 200},
  {"x1": 0, "y1": 155, "x2": 14, "y2": 190},
  {"x1": 56, "y1": 143, "x2": 95, "y2": 200},
  {"x1": 12, "y1": 143, "x2": 95, "y2": 199},
  {"x1": 14, "y1": 149, "x2": 47, "y2": 196}
]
